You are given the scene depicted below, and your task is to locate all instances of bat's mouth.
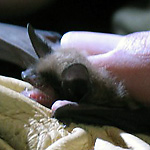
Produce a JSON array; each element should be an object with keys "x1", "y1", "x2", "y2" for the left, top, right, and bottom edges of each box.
[
  {"x1": 21, "y1": 87, "x2": 78, "y2": 111},
  {"x1": 21, "y1": 88, "x2": 57, "y2": 108},
  {"x1": 21, "y1": 69, "x2": 60, "y2": 108}
]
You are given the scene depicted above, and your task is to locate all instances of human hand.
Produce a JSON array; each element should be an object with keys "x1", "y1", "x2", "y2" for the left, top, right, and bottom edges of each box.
[{"x1": 60, "y1": 31, "x2": 150, "y2": 106}]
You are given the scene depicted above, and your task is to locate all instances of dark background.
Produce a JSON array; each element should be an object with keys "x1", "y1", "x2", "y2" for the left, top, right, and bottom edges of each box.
[
  {"x1": 0, "y1": 0, "x2": 148, "y2": 79},
  {"x1": 1, "y1": 0, "x2": 146, "y2": 34}
]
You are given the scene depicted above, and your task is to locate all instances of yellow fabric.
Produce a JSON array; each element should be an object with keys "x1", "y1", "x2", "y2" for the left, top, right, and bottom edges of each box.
[{"x1": 0, "y1": 75, "x2": 149, "y2": 150}]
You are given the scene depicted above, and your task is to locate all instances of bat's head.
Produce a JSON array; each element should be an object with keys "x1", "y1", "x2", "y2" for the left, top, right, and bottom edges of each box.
[{"x1": 22, "y1": 24, "x2": 92, "y2": 104}]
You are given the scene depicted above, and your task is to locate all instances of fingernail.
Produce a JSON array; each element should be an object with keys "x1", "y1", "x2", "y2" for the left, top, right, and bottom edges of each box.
[{"x1": 61, "y1": 32, "x2": 74, "y2": 47}]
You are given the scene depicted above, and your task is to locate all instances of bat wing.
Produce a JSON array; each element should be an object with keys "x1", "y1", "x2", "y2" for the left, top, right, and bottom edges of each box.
[
  {"x1": 54, "y1": 103, "x2": 150, "y2": 134},
  {"x1": 0, "y1": 22, "x2": 61, "y2": 69}
]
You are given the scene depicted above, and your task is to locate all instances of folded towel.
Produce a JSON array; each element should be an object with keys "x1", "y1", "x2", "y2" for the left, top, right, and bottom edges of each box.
[{"x1": 0, "y1": 75, "x2": 149, "y2": 150}]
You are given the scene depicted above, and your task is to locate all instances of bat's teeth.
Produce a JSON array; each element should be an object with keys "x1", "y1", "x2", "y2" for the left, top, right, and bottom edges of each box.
[{"x1": 24, "y1": 87, "x2": 28, "y2": 91}]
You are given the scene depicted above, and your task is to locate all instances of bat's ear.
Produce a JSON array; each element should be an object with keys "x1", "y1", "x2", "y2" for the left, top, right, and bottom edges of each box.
[
  {"x1": 27, "y1": 23, "x2": 51, "y2": 58},
  {"x1": 61, "y1": 64, "x2": 90, "y2": 102}
]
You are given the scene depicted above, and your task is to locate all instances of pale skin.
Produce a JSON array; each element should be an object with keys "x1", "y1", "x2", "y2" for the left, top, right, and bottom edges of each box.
[{"x1": 60, "y1": 31, "x2": 150, "y2": 106}]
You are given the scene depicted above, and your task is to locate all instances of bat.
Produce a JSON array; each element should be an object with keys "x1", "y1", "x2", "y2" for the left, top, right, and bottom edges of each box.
[
  {"x1": 1, "y1": 23, "x2": 149, "y2": 134},
  {"x1": 21, "y1": 24, "x2": 150, "y2": 134}
]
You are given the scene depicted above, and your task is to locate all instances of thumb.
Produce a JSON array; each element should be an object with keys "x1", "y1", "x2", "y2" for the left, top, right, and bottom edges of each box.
[{"x1": 88, "y1": 31, "x2": 150, "y2": 104}]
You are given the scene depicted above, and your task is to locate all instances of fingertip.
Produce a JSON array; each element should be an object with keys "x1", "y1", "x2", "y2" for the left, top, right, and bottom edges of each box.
[{"x1": 60, "y1": 31, "x2": 74, "y2": 47}]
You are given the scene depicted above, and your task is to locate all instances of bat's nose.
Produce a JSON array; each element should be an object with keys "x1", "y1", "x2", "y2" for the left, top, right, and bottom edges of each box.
[
  {"x1": 21, "y1": 71, "x2": 27, "y2": 80},
  {"x1": 21, "y1": 70, "x2": 32, "y2": 80},
  {"x1": 21, "y1": 68, "x2": 36, "y2": 81}
]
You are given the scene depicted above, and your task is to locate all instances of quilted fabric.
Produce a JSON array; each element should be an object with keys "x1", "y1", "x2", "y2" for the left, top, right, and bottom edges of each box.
[{"x1": 0, "y1": 75, "x2": 149, "y2": 150}]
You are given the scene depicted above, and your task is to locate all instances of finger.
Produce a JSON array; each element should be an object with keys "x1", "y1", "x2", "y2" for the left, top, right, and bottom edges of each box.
[
  {"x1": 88, "y1": 52, "x2": 114, "y2": 68},
  {"x1": 61, "y1": 31, "x2": 123, "y2": 55},
  {"x1": 89, "y1": 31, "x2": 150, "y2": 69},
  {"x1": 88, "y1": 31, "x2": 150, "y2": 105}
]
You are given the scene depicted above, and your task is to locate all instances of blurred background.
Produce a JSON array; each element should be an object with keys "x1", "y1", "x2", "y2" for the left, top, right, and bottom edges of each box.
[{"x1": 0, "y1": 0, "x2": 150, "y2": 79}]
